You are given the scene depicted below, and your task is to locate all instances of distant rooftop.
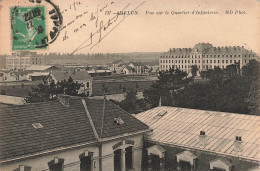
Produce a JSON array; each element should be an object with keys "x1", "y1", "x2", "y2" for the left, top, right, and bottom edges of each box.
[
  {"x1": 164, "y1": 43, "x2": 255, "y2": 55},
  {"x1": 51, "y1": 71, "x2": 93, "y2": 82},
  {"x1": 25, "y1": 65, "x2": 58, "y2": 71}
]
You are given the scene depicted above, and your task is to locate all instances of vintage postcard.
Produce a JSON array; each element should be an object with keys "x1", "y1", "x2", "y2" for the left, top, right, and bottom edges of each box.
[{"x1": 0, "y1": 0, "x2": 260, "y2": 171}]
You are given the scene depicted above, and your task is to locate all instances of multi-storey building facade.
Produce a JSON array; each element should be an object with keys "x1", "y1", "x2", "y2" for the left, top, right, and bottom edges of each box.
[
  {"x1": 6, "y1": 51, "x2": 44, "y2": 70},
  {"x1": 159, "y1": 43, "x2": 259, "y2": 73}
]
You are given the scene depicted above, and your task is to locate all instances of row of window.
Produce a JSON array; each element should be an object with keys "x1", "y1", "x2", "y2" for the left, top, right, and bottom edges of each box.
[
  {"x1": 32, "y1": 61, "x2": 42, "y2": 64},
  {"x1": 160, "y1": 59, "x2": 243, "y2": 64},
  {"x1": 160, "y1": 54, "x2": 254, "y2": 58},
  {"x1": 13, "y1": 152, "x2": 93, "y2": 171},
  {"x1": 160, "y1": 64, "x2": 229, "y2": 70}
]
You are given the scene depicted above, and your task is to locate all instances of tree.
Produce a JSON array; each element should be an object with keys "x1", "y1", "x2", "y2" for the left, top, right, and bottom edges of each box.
[
  {"x1": 101, "y1": 81, "x2": 108, "y2": 94},
  {"x1": 191, "y1": 65, "x2": 198, "y2": 77},
  {"x1": 64, "y1": 77, "x2": 81, "y2": 96},
  {"x1": 242, "y1": 60, "x2": 260, "y2": 77},
  {"x1": 173, "y1": 62, "x2": 260, "y2": 114},
  {"x1": 136, "y1": 83, "x2": 139, "y2": 90},
  {"x1": 143, "y1": 68, "x2": 192, "y2": 107},
  {"x1": 26, "y1": 77, "x2": 82, "y2": 103},
  {"x1": 224, "y1": 64, "x2": 238, "y2": 77},
  {"x1": 120, "y1": 89, "x2": 138, "y2": 113},
  {"x1": 111, "y1": 89, "x2": 147, "y2": 114}
]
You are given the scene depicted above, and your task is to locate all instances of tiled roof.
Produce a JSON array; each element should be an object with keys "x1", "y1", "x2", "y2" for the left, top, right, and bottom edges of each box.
[
  {"x1": 118, "y1": 63, "x2": 126, "y2": 67},
  {"x1": 25, "y1": 65, "x2": 57, "y2": 71},
  {"x1": 124, "y1": 66, "x2": 133, "y2": 71},
  {"x1": 13, "y1": 70, "x2": 33, "y2": 76},
  {"x1": 0, "y1": 103, "x2": 13, "y2": 108},
  {"x1": 143, "y1": 65, "x2": 149, "y2": 69},
  {"x1": 0, "y1": 97, "x2": 149, "y2": 162},
  {"x1": 112, "y1": 60, "x2": 123, "y2": 64},
  {"x1": 136, "y1": 107, "x2": 260, "y2": 162},
  {"x1": 0, "y1": 98, "x2": 96, "y2": 161},
  {"x1": 130, "y1": 62, "x2": 143, "y2": 66},
  {"x1": 85, "y1": 99, "x2": 149, "y2": 138},
  {"x1": 164, "y1": 43, "x2": 255, "y2": 55},
  {"x1": 51, "y1": 71, "x2": 93, "y2": 82}
]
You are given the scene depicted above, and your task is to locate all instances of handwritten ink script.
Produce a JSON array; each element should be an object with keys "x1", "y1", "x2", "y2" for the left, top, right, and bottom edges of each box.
[{"x1": 57, "y1": 1, "x2": 145, "y2": 54}]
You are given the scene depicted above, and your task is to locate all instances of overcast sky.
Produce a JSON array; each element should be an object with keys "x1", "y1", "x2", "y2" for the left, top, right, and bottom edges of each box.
[{"x1": 0, "y1": 0, "x2": 260, "y2": 55}]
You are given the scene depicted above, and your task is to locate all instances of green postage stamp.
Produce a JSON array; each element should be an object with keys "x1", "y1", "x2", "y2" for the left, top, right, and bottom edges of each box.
[{"x1": 10, "y1": 6, "x2": 47, "y2": 50}]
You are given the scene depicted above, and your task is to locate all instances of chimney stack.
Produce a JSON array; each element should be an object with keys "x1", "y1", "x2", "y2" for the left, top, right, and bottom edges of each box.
[
  {"x1": 199, "y1": 131, "x2": 207, "y2": 145},
  {"x1": 234, "y1": 136, "x2": 243, "y2": 152},
  {"x1": 58, "y1": 94, "x2": 70, "y2": 107}
]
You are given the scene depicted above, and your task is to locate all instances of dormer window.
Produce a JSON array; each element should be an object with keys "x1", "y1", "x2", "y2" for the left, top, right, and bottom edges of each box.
[
  {"x1": 158, "y1": 110, "x2": 167, "y2": 117},
  {"x1": 114, "y1": 117, "x2": 124, "y2": 125},
  {"x1": 32, "y1": 123, "x2": 43, "y2": 129}
]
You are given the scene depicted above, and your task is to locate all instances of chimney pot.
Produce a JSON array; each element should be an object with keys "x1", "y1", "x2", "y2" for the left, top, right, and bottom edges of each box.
[
  {"x1": 234, "y1": 136, "x2": 243, "y2": 151},
  {"x1": 200, "y1": 131, "x2": 205, "y2": 135}
]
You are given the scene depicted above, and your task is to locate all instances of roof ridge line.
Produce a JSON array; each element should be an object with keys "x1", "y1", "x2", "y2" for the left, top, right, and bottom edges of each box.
[
  {"x1": 81, "y1": 99, "x2": 101, "y2": 141},
  {"x1": 100, "y1": 97, "x2": 106, "y2": 138}
]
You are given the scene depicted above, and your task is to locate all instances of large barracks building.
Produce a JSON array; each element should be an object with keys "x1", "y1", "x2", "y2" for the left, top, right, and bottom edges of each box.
[{"x1": 159, "y1": 43, "x2": 259, "y2": 73}]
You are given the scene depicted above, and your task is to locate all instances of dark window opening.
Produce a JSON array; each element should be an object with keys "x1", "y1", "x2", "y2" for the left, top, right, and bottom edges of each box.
[
  {"x1": 126, "y1": 146, "x2": 133, "y2": 170},
  {"x1": 114, "y1": 149, "x2": 122, "y2": 171},
  {"x1": 213, "y1": 167, "x2": 226, "y2": 171},
  {"x1": 49, "y1": 163, "x2": 63, "y2": 171},
  {"x1": 48, "y1": 158, "x2": 64, "y2": 171},
  {"x1": 151, "y1": 154, "x2": 160, "y2": 171},
  {"x1": 179, "y1": 160, "x2": 191, "y2": 171},
  {"x1": 80, "y1": 156, "x2": 92, "y2": 171}
]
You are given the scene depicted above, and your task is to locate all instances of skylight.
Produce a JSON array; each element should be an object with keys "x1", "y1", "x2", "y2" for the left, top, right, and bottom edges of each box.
[
  {"x1": 158, "y1": 110, "x2": 167, "y2": 117},
  {"x1": 32, "y1": 123, "x2": 43, "y2": 129}
]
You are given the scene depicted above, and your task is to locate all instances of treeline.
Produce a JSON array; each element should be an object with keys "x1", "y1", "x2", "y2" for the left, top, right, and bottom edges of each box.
[
  {"x1": 114, "y1": 60, "x2": 259, "y2": 115},
  {"x1": 41, "y1": 52, "x2": 128, "y2": 60},
  {"x1": 25, "y1": 77, "x2": 86, "y2": 103}
]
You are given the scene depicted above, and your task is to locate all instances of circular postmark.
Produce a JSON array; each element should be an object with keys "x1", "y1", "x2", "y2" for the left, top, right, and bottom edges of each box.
[{"x1": 10, "y1": 0, "x2": 63, "y2": 50}]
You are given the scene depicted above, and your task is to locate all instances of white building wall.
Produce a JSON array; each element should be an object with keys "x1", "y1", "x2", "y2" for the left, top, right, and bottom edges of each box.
[
  {"x1": 101, "y1": 134, "x2": 144, "y2": 171},
  {"x1": 0, "y1": 145, "x2": 99, "y2": 171},
  {"x1": 0, "y1": 134, "x2": 145, "y2": 171}
]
